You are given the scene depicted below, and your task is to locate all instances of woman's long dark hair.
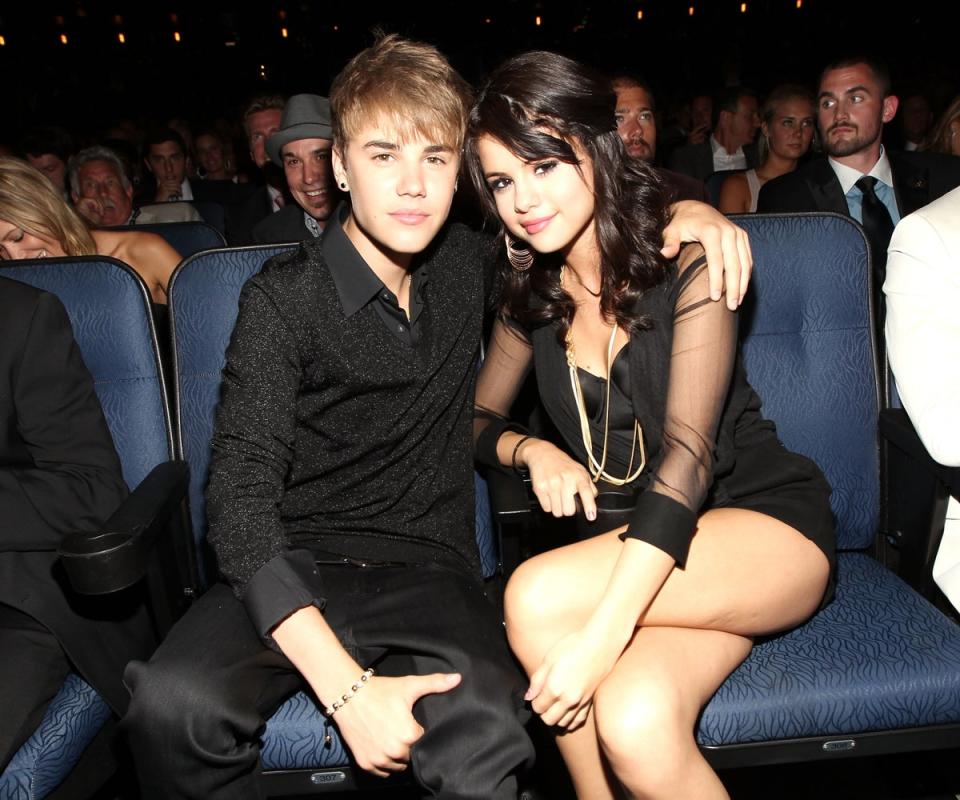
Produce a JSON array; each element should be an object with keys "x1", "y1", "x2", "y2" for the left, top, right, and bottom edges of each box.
[{"x1": 465, "y1": 51, "x2": 672, "y2": 340}]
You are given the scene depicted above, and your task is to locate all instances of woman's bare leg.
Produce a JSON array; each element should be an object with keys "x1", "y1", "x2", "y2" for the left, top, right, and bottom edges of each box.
[
  {"x1": 593, "y1": 626, "x2": 752, "y2": 799},
  {"x1": 504, "y1": 508, "x2": 829, "y2": 798}
]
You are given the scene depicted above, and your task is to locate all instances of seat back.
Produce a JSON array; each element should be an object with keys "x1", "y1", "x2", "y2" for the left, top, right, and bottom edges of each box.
[
  {"x1": 732, "y1": 213, "x2": 880, "y2": 551},
  {"x1": 0, "y1": 258, "x2": 174, "y2": 488},
  {"x1": 168, "y1": 245, "x2": 296, "y2": 567},
  {"x1": 0, "y1": 257, "x2": 173, "y2": 798},
  {"x1": 117, "y1": 221, "x2": 226, "y2": 260}
]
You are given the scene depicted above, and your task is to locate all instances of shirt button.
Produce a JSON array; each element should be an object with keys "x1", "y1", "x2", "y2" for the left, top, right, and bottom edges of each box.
[{"x1": 398, "y1": 324, "x2": 405, "y2": 332}]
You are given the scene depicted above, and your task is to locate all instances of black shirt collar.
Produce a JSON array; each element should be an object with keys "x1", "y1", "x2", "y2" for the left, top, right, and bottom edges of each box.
[{"x1": 322, "y1": 203, "x2": 429, "y2": 318}]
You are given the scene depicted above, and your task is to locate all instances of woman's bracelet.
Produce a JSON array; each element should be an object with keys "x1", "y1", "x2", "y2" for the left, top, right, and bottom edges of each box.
[
  {"x1": 324, "y1": 668, "x2": 375, "y2": 717},
  {"x1": 511, "y1": 435, "x2": 534, "y2": 474}
]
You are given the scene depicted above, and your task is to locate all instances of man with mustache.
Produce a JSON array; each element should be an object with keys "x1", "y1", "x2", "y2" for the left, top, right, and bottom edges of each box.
[
  {"x1": 70, "y1": 146, "x2": 201, "y2": 227},
  {"x1": 612, "y1": 75, "x2": 708, "y2": 203},
  {"x1": 758, "y1": 57, "x2": 960, "y2": 242}
]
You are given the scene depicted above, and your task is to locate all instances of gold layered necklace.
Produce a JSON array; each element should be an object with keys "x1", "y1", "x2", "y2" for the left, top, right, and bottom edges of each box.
[{"x1": 561, "y1": 266, "x2": 646, "y2": 486}]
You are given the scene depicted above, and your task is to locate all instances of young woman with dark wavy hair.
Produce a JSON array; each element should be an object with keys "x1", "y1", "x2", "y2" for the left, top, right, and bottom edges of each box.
[{"x1": 466, "y1": 52, "x2": 835, "y2": 799}]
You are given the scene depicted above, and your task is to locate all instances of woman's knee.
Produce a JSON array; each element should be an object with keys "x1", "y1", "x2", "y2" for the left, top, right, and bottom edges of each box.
[{"x1": 593, "y1": 675, "x2": 689, "y2": 783}]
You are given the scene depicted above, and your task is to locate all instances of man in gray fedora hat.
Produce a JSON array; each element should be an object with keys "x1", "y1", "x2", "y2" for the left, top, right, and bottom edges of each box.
[{"x1": 253, "y1": 93, "x2": 338, "y2": 243}]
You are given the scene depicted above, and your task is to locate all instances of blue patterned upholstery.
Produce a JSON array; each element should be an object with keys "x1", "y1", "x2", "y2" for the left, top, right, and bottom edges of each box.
[
  {"x1": 696, "y1": 214, "x2": 960, "y2": 756},
  {"x1": 736, "y1": 213, "x2": 880, "y2": 551},
  {"x1": 0, "y1": 676, "x2": 111, "y2": 800},
  {"x1": 120, "y1": 221, "x2": 226, "y2": 259},
  {"x1": 261, "y1": 693, "x2": 348, "y2": 771},
  {"x1": 169, "y1": 245, "x2": 297, "y2": 556},
  {"x1": 0, "y1": 259, "x2": 172, "y2": 797},
  {"x1": 699, "y1": 553, "x2": 960, "y2": 744}
]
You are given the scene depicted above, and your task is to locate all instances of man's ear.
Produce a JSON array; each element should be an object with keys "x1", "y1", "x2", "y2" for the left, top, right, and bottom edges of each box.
[
  {"x1": 125, "y1": 183, "x2": 134, "y2": 200},
  {"x1": 882, "y1": 95, "x2": 900, "y2": 125},
  {"x1": 331, "y1": 146, "x2": 348, "y2": 191},
  {"x1": 70, "y1": 191, "x2": 79, "y2": 204}
]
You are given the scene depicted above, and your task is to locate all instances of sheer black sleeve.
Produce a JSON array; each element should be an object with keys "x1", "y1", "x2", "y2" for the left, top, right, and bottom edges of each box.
[
  {"x1": 474, "y1": 317, "x2": 535, "y2": 472},
  {"x1": 620, "y1": 251, "x2": 737, "y2": 566}
]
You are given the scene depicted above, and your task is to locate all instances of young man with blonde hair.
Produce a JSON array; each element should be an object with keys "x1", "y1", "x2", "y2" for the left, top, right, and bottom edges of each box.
[
  {"x1": 123, "y1": 34, "x2": 750, "y2": 799},
  {"x1": 123, "y1": 35, "x2": 534, "y2": 799}
]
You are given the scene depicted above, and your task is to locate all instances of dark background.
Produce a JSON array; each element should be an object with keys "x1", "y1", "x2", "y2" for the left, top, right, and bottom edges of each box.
[{"x1": 1, "y1": 0, "x2": 957, "y2": 143}]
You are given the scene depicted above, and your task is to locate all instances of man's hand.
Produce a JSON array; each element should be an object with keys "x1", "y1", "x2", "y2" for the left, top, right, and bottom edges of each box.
[
  {"x1": 662, "y1": 200, "x2": 752, "y2": 310},
  {"x1": 334, "y1": 672, "x2": 461, "y2": 776},
  {"x1": 155, "y1": 179, "x2": 182, "y2": 202},
  {"x1": 74, "y1": 197, "x2": 105, "y2": 226},
  {"x1": 687, "y1": 123, "x2": 710, "y2": 146}
]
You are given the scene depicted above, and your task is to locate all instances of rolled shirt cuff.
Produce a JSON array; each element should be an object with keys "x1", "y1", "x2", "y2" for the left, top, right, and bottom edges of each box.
[
  {"x1": 241, "y1": 549, "x2": 326, "y2": 649},
  {"x1": 619, "y1": 490, "x2": 697, "y2": 567}
]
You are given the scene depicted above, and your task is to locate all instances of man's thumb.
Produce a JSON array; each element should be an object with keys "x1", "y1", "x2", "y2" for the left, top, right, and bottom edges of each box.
[{"x1": 408, "y1": 672, "x2": 461, "y2": 702}]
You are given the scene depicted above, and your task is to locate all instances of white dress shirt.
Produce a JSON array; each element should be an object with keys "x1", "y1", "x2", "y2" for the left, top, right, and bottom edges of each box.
[{"x1": 710, "y1": 135, "x2": 748, "y2": 172}]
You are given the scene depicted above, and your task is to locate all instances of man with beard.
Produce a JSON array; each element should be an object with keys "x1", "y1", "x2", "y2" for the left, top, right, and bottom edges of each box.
[
  {"x1": 759, "y1": 56, "x2": 960, "y2": 353},
  {"x1": 612, "y1": 75, "x2": 708, "y2": 203},
  {"x1": 758, "y1": 57, "x2": 960, "y2": 241}
]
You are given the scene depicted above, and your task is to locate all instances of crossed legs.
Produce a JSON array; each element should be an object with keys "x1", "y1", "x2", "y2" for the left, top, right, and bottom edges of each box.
[{"x1": 504, "y1": 508, "x2": 830, "y2": 799}]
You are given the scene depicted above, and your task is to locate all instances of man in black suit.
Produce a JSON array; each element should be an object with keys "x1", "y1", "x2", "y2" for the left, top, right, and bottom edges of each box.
[
  {"x1": 668, "y1": 86, "x2": 760, "y2": 182},
  {"x1": 758, "y1": 57, "x2": 960, "y2": 221},
  {"x1": 0, "y1": 277, "x2": 154, "y2": 769},
  {"x1": 225, "y1": 95, "x2": 288, "y2": 245},
  {"x1": 253, "y1": 94, "x2": 337, "y2": 244}
]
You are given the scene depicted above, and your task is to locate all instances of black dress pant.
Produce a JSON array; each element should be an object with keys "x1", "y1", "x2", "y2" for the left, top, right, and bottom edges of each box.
[
  {"x1": 123, "y1": 563, "x2": 534, "y2": 799},
  {"x1": 0, "y1": 603, "x2": 72, "y2": 771}
]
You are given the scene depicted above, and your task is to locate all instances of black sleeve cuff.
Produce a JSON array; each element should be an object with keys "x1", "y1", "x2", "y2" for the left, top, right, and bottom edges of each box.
[
  {"x1": 475, "y1": 418, "x2": 530, "y2": 473},
  {"x1": 619, "y1": 491, "x2": 697, "y2": 567},
  {"x1": 241, "y1": 549, "x2": 326, "y2": 649}
]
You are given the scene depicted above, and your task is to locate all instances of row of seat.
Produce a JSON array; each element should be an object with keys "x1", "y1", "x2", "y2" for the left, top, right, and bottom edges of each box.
[{"x1": 1, "y1": 213, "x2": 958, "y2": 799}]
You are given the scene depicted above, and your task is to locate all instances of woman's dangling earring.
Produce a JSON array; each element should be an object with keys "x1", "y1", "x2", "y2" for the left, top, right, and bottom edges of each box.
[{"x1": 505, "y1": 233, "x2": 534, "y2": 272}]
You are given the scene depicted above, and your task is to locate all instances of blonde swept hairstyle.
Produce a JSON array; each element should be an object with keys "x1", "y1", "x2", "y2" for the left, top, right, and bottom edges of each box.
[
  {"x1": 330, "y1": 33, "x2": 473, "y2": 152},
  {"x1": 0, "y1": 157, "x2": 96, "y2": 256}
]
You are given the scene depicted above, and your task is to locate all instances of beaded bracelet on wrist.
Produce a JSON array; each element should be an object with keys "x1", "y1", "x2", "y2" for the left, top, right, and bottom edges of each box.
[{"x1": 324, "y1": 667, "x2": 375, "y2": 717}]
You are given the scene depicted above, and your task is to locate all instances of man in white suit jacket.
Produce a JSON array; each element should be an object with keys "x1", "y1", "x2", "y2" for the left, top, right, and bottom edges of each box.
[{"x1": 884, "y1": 185, "x2": 960, "y2": 610}]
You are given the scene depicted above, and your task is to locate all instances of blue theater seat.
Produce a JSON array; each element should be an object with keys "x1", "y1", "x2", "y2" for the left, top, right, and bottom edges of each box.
[
  {"x1": 696, "y1": 213, "x2": 960, "y2": 766},
  {"x1": 0, "y1": 258, "x2": 177, "y2": 799}
]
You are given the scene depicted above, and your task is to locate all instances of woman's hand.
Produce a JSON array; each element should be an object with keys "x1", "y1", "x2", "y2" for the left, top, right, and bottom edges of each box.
[
  {"x1": 525, "y1": 627, "x2": 625, "y2": 731},
  {"x1": 661, "y1": 200, "x2": 752, "y2": 309},
  {"x1": 519, "y1": 438, "x2": 598, "y2": 519}
]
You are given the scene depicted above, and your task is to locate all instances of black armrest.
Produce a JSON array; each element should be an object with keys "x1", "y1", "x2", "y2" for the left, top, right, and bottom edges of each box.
[
  {"x1": 485, "y1": 467, "x2": 534, "y2": 519},
  {"x1": 58, "y1": 460, "x2": 190, "y2": 595},
  {"x1": 880, "y1": 409, "x2": 960, "y2": 497},
  {"x1": 879, "y1": 409, "x2": 958, "y2": 598}
]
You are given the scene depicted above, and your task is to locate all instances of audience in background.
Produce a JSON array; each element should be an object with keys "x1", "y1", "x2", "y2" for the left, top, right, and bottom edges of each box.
[
  {"x1": 253, "y1": 94, "x2": 337, "y2": 244},
  {"x1": 897, "y1": 92, "x2": 934, "y2": 152},
  {"x1": 921, "y1": 95, "x2": 960, "y2": 157},
  {"x1": 612, "y1": 76, "x2": 709, "y2": 202},
  {"x1": 2, "y1": 157, "x2": 180, "y2": 304},
  {"x1": 20, "y1": 126, "x2": 74, "y2": 200},
  {"x1": 669, "y1": 87, "x2": 760, "y2": 181},
  {"x1": 719, "y1": 85, "x2": 815, "y2": 214},
  {"x1": 70, "y1": 146, "x2": 201, "y2": 227}
]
